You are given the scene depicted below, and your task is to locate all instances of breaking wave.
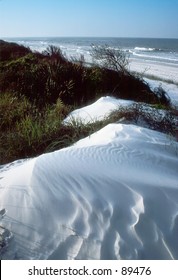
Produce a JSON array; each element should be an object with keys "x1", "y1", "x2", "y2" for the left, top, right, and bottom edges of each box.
[{"x1": 134, "y1": 47, "x2": 162, "y2": 52}]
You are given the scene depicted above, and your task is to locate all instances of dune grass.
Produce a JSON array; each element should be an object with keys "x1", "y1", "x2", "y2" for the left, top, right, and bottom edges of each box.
[
  {"x1": 1, "y1": 90, "x2": 175, "y2": 164},
  {"x1": 0, "y1": 40, "x2": 175, "y2": 164}
]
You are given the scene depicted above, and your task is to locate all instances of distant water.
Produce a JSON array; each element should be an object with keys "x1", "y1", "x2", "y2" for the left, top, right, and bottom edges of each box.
[{"x1": 3, "y1": 37, "x2": 178, "y2": 66}]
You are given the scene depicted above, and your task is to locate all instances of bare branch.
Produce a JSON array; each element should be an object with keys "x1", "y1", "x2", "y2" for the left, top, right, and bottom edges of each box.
[{"x1": 91, "y1": 44, "x2": 129, "y2": 75}]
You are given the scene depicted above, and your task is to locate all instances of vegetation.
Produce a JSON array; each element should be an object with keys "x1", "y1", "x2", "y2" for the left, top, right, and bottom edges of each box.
[
  {"x1": 107, "y1": 103, "x2": 175, "y2": 135},
  {"x1": 0, "y1": 40, "x2": 31, "y2": 62},
  {"x1": 91, "y1": 44, "x2": 129, "y2": 74},
  {"x1": 0, "y1": 40, "x2": 175, "y2": 164},
  {"x1": 0, "y1": 41, "x2": 171, "y2": 107}
]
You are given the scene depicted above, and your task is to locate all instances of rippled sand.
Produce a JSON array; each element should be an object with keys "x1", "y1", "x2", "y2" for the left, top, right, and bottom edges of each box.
[{"x1": 0, "y1": 124, "x2": 178, "y2": 260}]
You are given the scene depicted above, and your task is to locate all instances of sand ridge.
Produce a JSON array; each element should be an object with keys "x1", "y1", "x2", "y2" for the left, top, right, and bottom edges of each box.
[{"x1": 0, "y1": 124, "x2": 178, "y2": 260}]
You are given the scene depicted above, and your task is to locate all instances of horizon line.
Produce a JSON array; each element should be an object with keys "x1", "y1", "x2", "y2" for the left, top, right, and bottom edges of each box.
[{"x1": 1, "y1": 36, "x2": 178, "y2": 40}]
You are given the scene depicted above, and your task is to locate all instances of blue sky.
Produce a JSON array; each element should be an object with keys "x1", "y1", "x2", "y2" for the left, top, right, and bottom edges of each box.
[{"x1": 0, "y1": 0, "x2": 178, "y2": 38}]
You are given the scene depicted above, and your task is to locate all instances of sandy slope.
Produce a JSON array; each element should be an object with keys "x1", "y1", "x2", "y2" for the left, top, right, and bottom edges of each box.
[
  {"x1": 144, "y1": 78, "x2": 178, "y2": 108},
  {"x1": 64, "y1": 96, "x2": 133, "y2": 125},
  {"x1": 0, "y1": 123, "x2": 178, "y2": 260},
  {"x1": 130, "y1": 59, "x2": 178, "y2": 84}
]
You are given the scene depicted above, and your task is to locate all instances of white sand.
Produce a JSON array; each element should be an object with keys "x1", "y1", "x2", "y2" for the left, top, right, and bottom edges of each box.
[
  {"x1": 144, "y1": 78, "x2": 178, "y2": 108},
  {"x1": 64, "y1": 84, "x2": 178, "y2": 129},
  {"x1": 64, "y1": 96, "x2": 133, "y2": 125},
  {"x1": 130, "y1": 59, "x2": 178, "y2": 84},
  {"x1": 0, "y1": 122, "x2": 178, "y2": 260}
]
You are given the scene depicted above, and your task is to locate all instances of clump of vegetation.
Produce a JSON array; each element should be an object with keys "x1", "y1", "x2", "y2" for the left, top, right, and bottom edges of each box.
[
  {"x1": 91, "y1": 44, "x2": 129, "y2": 74},
  {"x1": 0, "y1": 40, "x2": 31, "y2": 61},
  {"x1": 0, "y1": 40, "x2": 174, "y2": 164},
  {"x1": 107, "y1": 103, "x2": 175, "y2": 135},
  {"x1": 91, "y1": 45, "x2": 171, "y2": 107},
  {"x1": 0, "y1": 40, "x2": 171, "y2": 107},
  {"x1": 0, "y1": 92, "x2": 70, "y2": 163}
]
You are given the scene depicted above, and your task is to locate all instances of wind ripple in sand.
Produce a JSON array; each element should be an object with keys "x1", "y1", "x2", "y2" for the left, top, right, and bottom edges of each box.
[{"x1": 0, "y1": 124, "x2": 178, "y2": 260}]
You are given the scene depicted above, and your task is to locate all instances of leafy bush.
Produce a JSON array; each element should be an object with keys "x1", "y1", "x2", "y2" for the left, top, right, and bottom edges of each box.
[
  {"x1": 0, "y1": 40, "x2": 31, "y2": 61},
  {"x1": 0, "y1": 92, "x2": 33, "y2": 130},
  {"x1": 0, "y1": 40, "x2": 171, "y2": 108},
  {"x1": 0, "y1": 93, "x2": 70, "y2": 163},
  {"x1": 42, "y1": 45, "x2": 68, "y2": 64},
  {"x1": 0, "y1": 41, "x2": 174, "y2": 163}
]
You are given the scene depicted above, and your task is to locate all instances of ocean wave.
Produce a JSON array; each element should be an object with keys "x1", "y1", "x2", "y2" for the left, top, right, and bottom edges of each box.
[
  {"x1": 131, "y1": 51, "x2": 178, "y2": 63},
  {"x1": 134, "y1": 47, "x2": 162, "y2": 52}
]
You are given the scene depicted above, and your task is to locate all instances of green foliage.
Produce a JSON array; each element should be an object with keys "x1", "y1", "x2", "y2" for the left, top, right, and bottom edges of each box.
[
  {"x1": 0, "y1": 40, "x2": 174, "y2": 164},
  {"x1": 0, "y1": 91, "x2": 176, "y2": 164},
  {"x1": 0, "y1": 92, "x2": 32, "y2": 130},
  {"x1": 0, "y1": 40, "x2": 31, "y2": 61},
  {"x1": 0, "y1": 40, "x2": 171, "y2": 108},
  {"x1": 0, "y1": 93, "x2": 70, "y2": 163},
  {"x1": 42, "y1": 45, "x2": 68, "y2": 64}
]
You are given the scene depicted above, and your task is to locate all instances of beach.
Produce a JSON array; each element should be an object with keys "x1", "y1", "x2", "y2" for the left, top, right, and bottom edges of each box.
[
  {"x1": 0, "y1": 37, "x2": 178, "y2": 260},
  {"x1": 130, "y1": 59, "x2": 178, "y2": 84}
]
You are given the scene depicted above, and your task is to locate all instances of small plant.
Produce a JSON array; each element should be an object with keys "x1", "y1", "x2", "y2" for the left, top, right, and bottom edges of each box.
[
  {"x1": 91, "y1": 44, "x2": 130, "y2": 75},
  {"x1": 0, "y1": 93, "x2": 70, "y2": 163},
  {"x1": 42, "y1": 45, "x2": 67, "y2": 64},
  {"x1": 0, "y1": 92, "x2": 32, "y2": 130},
  {"x1": 153, "y1": 85, "x2": 171, "y2": 107},
  {"x1": 107, "y1": 103, "x2": 175, "y2": 136}
]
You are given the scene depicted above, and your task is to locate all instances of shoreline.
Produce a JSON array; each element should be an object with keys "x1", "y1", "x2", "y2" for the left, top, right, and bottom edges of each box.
[{"x1": 130, "y1": 59, "x2": 178, "y2": 84}]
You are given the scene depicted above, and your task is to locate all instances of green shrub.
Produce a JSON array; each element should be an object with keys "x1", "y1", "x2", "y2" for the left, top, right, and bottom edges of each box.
[
  {"x1": 107, "y1": 103, "x2": 175, "y2": 135},
  {"x1": 0, "y1": 92, "x2": 33, "y2": 130},
  {"x1": 0, "y1": 93, "x2": 70, "y2": 163},
  {"x1": 0, "y1": 41, "x2": 174, "y2": 163},
  {"x1": 0, "y1": 40, "x2": 31, "y2": 61},
  {"x1": 42, "y1": 45, "x2": 68, "y2": 64},
  {"x1": 0, "y1": 40, "x2": 171, "y2": 109}
]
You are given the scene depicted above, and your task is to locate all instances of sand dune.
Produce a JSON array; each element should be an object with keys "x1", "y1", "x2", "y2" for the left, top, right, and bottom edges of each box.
[
  {"x1": 64, "y1": 96, "x2": 133, "y2": 125},
  {"x1": 0, "y1": 123, "x2": 178, "y2": 260}
]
